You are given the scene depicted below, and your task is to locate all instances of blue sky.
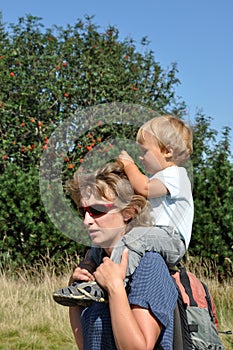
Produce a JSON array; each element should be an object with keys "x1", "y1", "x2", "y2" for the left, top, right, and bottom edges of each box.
[{"x1": 1, "y1": 0, "x2": 233, "y2": 147}]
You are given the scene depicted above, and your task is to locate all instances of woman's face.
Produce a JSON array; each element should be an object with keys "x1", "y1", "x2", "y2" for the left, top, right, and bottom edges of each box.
[{"x1": 80, "y1": 194, "x2": 127, "y2": 251}]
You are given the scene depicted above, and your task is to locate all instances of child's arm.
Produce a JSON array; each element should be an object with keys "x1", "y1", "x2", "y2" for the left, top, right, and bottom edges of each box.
[{"x1": 118, "y1": 151, "x2": 168, "y2": 198}]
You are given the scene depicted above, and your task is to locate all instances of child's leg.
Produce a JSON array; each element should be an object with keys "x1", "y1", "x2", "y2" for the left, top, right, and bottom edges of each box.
[
  {"x1": 145, "y1": 226, "x2": 186, "y2": 267},
  {"x1": 110, "y1": 227, "x2": 149, "y2": 280},
  {"x1": 53, "y1": 226, "x2": 184, "y2": 307}
]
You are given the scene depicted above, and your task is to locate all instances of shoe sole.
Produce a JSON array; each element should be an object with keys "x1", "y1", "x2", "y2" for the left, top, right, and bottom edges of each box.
[{"x1": 53, "y1": 291, "x2": 106, "y2": 307}]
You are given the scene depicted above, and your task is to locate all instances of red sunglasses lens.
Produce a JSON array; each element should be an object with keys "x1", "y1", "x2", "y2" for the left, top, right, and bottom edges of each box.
[{"x1": 78, "y1": 204, "x2": 115, "y2": 218}]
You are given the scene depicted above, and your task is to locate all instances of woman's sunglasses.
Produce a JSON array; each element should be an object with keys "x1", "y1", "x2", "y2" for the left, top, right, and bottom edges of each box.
[{"x1": 78, "y1": 203, "x2": 116, "y2": 219}]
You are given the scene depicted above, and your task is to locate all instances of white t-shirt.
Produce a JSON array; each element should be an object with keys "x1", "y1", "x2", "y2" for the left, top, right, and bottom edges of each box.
[{"x1": 149, "y1": 166, "x2": 194, "y2": 248}]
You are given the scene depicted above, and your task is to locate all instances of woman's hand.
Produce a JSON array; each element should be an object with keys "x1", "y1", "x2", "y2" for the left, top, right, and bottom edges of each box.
[
  {"x1": 94, "y1": 248, "x2": 129, "y2": 293},
  {"x1": 68, "y1": 266, "x2": 95, "y2": 285},
  {"x1": 95, "y1": 249, "x2": 161, "y2": 349}
]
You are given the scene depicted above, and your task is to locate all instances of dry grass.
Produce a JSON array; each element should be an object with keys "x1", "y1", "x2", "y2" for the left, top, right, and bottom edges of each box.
[
  {"x1": 0, "y1": 262, "x2": 76, "y2": 350},
  {"x1": 183, "y1": 256, "x2": 233, "y2": 350},
  {"x1": 0, "y1": 260, "x2": 232, "y2": 350}
]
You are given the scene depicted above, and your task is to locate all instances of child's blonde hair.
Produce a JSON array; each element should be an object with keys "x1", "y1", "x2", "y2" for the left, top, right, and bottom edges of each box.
[{"x1": 137, "y1": 115, "x2": 193, "y2": 165}]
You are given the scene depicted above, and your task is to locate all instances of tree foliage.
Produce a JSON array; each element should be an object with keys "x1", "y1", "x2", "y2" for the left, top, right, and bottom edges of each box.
[
  {"x1": 191, "y1": 113, "x2": 233, "y2": 273},
  {"x1": 0, "y1": 14, "x2": 232, "y2": 274}
]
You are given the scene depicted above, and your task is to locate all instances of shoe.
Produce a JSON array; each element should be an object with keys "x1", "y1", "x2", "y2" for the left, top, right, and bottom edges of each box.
[{"x1": 52, "y1": 281, "x2": 108, "y2": 307}]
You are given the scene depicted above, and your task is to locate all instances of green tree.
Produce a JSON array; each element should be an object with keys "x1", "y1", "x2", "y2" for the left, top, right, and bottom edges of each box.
[
  {"x1": 191, "y1": 112, "x2": 233, "y2": 271},
  {"x1": 0, "y1": 14, "x2": 185, "y2": 266},
  {"x1": 0, "y1": 14, "x2": 232, "y2": 272},
  {"x1": 0, "y1": 15, "x2": 185, "y2": 170}
]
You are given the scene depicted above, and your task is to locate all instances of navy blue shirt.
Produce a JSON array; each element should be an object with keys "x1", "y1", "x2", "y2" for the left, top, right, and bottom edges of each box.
[{"x1": 81, "y1": 252, "x2": 178, "y2": 349}]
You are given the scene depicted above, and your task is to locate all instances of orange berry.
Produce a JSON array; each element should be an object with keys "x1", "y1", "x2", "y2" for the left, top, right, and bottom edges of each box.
[
  {"x1": 38, "y1": 121, "x2": 43, "y2": 127},
  {"x1": 30, "y1": 118, "x2": 35, "y2": 123},
  {"x1": 67, "y1": 163, "x2": 75, "y2": 169},
  {"x1": 10, "y1": 72, "x2": 15, "y2": 77}
]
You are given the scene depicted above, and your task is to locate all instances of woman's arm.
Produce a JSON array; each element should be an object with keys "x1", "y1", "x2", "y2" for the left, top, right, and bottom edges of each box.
[
  {"x1": 68, "y1": 260, "x2": 95, "y2": 349},
  {"x1": 69, "y1": 306, "x2": 84, "y2": 350},
  {"x1": 110, "y1": 289, "x2": 161, "y2": 350},
  {"x1": 94, "y1": 249, "x2": 161, "y2": 350}
]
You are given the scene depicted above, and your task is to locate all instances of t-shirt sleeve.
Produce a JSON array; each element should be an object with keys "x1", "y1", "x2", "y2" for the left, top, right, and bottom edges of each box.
[
  {"x1": 128, "y1": 251, "x2": 178, "y2": 328},
  {"x1": 153, "y1": 167, "x2": 181, "y2": 198}
]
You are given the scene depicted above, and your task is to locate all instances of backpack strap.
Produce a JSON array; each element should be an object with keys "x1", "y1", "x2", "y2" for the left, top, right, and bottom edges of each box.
[
  {"x1": 173, "y1": 282, "x2": 193, "y2": 350},
  {"x1": 178, "y1": 265, "x2": 198, "y2": 307},
  {"x1": 173, "y1": 302, "x2": 184, "y2": 349},
  {"x1": 201, "y1": 281, "x2": 214, "y2": 322}
]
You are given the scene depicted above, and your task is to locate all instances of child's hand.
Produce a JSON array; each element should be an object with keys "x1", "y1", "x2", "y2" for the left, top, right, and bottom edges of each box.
[
  {"x1": 118, "y1": 150, "x2": 134, "y2": 167},
  {"x1": 68, "y1": 266, "x2": 95, "y2": 285}
]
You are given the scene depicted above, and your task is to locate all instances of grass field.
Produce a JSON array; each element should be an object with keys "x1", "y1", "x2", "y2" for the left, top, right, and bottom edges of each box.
[{"x1": 0, "y1": 260, "x2": 232, "y2": 350}]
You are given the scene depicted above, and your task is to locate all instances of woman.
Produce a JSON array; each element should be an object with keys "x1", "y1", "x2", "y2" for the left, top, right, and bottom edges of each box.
[{"x1": 68, "y1": 161, "x2": 178, "y2": 350}]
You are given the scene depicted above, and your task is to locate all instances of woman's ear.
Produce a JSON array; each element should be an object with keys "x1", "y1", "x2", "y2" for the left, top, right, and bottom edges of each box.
[{"x1": 122, "y1": 207, "x2": 136, "y2": 222}]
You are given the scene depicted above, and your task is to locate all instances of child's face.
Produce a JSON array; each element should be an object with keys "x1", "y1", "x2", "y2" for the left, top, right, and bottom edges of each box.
[{"x1": 138, "y1": 138, "x2": 167, "y2": 174}]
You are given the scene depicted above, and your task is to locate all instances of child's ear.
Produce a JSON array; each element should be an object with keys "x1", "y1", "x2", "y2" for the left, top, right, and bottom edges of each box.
[{"x1": 164, "y1": 147, "x2": 173, "y2": 160}]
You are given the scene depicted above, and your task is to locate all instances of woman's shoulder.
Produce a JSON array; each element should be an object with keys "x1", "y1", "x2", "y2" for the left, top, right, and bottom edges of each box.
[
  {"x1": 128, "y1": 251, "x2": 177, "y2": 312},
  {"x1": 134, "y1": 251, "x2": 172, "y2": 282},
  {"x1": 139, "y1": 251, "x2": 167, "y2": 267}
]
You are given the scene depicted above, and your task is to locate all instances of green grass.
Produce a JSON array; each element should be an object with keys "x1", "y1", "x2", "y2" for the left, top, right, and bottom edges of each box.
[{"x1": 0, "y1": 259, "x2": 232, "y2": 349}]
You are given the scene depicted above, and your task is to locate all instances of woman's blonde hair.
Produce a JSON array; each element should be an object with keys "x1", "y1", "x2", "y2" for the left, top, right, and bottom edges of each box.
[
  {"x1": 67, "y1": 161, "x2": 153, "y2": 232},
  {"x1": 137, "y1": 114, "x2": 193, "y2": 165}
]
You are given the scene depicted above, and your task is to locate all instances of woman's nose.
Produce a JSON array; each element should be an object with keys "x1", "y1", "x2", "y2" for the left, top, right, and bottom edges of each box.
[{"x1": 83, "y1": 211, "x2": 94, "y2": 224}]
